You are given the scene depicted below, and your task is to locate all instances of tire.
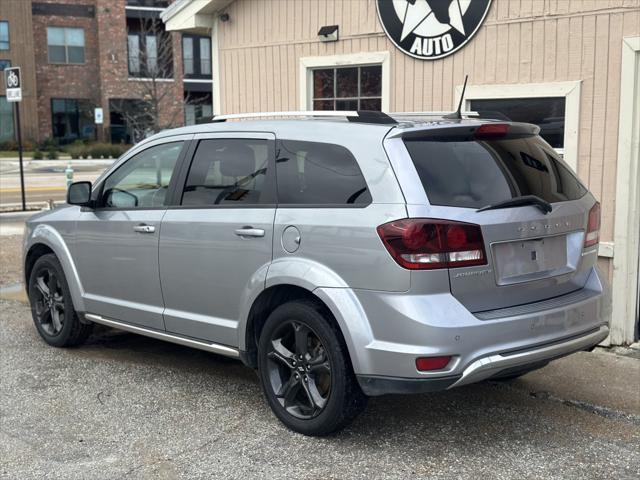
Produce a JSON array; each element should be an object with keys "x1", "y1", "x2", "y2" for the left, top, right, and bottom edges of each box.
[
  {"x1": 28, "y1": 253, "x2": 93, "y2": 347},
  {"x1": 257, "y1": 299, "x2": 367, "y2": 436}
]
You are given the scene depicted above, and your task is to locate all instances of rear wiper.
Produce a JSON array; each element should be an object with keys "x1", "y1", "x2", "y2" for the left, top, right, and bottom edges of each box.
[{"x1": 477, "y1": 195, "x2": 552, "y2": 214}]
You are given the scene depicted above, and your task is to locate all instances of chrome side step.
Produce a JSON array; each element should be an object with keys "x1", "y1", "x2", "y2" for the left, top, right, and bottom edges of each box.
[{"x1": 84, "y1": 313, "x2": 240, "y2": 358}]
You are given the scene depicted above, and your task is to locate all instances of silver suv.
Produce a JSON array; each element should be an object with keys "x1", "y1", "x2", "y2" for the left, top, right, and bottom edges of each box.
[{"x1": 24, "y1": 111, "x2": 610, "y2": 435}]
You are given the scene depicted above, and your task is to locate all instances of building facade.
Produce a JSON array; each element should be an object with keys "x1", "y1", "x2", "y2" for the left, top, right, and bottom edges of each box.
[
  {"x1": 164, "y1": 0, "x2": 640, "y2": 345},
  {"x1": 0, "y1": 0, "x2": 39, "y2": 143},
  {"x1": 0, "y1": 0, "x2": 213, "y2": 145}
]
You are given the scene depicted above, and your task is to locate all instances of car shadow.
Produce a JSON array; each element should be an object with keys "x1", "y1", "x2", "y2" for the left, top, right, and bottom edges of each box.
[{"x1": 78, "y1": 325, "x2": 558, "y2": 446}]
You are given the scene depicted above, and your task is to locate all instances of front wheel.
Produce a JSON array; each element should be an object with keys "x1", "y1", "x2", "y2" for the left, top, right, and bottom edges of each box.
[
  {"x1": 257, "y1": 300, "x2": 367, "y2": 436},
  {"x1": 28, "y1": 254, "x2": 93, "y2": 347}
]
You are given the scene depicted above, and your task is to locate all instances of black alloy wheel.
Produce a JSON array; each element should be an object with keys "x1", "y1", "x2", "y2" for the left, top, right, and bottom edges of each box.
[
  {"x1": 258, "y1": 300, "x2": 367, "y2": 436},
  {"x1": 31, "y1": 266, "x2": 66, "y2": 336},
  {"x1": 28, "y1": 254, "x2": 93, "y2": 347},
  {"x1": 266, "y1": 320, "x2": 332, "y2": 419}
]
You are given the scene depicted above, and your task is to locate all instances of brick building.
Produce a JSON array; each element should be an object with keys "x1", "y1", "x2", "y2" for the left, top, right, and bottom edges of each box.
[{"x1": 0, "y1": 0, "x2": 212, "y2": 145}]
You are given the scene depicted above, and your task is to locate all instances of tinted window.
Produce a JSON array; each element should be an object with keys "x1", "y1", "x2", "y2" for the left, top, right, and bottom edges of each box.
[
  {"x1": 404, "y1": 135, "x2": 586, "y2": 209},
  {"x1": 101, "y1": 142, "x2": 182, "y2": 208},
  {"x1": 276, "y1": 140, "x2": 371, "y2": 205},
  {"x1": 182, "y1": 139, "x2": 269, "y2": 206}
]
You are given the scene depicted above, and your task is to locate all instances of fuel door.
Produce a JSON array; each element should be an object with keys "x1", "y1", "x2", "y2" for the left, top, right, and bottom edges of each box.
[{"x1": 281, "y1": 225, "x2": 301, "y2": 253}]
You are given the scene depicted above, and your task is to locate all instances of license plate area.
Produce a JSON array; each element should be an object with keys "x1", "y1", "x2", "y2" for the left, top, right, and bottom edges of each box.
[{"x1": 492, "y1": 234, "x2": 578, "y2": 286}]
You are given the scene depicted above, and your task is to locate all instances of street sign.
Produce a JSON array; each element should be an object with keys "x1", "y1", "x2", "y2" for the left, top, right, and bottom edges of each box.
[
  {"x1": 94, "y1": 107, "x2": 103, "y2": 124},
  {"x1": 4, "y1": 67, "x2": 22, "y2": 102},
  {"x1": 4, "y1": 66, "x2": 26, "y2": 209}
]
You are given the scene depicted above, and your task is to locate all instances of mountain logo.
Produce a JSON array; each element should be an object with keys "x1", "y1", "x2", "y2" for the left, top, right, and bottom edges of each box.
[{"x1": 376, "y1": 0, "x2": 492, "y2": 60}]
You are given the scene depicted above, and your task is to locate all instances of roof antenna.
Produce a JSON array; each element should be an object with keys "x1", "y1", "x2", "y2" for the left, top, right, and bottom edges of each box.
[{"x1": 444, "y1": 74, "x2": 468, "y2": 119}]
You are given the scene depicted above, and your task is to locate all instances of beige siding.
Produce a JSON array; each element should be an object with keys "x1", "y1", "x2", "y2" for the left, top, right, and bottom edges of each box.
[{"x1": 216, "y1": 0, "x2": 640, "y2": 278}]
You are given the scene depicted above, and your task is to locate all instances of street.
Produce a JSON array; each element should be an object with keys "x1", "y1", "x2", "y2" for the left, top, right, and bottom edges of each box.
[
  {"x1": 0, "y1": 215, "x2": 639, "y2": 479},
  {"x1": 0, "y1": 160, "x2": 110, "y2": 208}
]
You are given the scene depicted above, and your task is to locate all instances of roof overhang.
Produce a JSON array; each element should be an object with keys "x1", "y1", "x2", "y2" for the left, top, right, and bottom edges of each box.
[{"x1": 161, "y1": 0, "x2": 234, "y2": 34}]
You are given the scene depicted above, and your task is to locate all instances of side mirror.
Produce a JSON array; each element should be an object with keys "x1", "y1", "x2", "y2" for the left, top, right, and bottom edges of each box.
[{"x1": 67, "y1": 181, "x2": 93, "y2": 207}]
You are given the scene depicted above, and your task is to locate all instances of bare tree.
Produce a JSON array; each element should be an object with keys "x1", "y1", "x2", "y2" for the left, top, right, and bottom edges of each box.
[{"x1": 111, "y1": 17, "x2": 184, "y2": 143}]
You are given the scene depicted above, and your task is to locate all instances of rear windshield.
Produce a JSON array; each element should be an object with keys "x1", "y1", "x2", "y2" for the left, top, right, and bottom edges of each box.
[{"x1": 404, "y1": 135, "x2": 587, "y2": 208}]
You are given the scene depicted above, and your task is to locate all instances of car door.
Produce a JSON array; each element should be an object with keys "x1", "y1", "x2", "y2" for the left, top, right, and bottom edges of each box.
[
  {"x1": 74, "y1": 136, "x2": 190, "y2": 330},
  {"x1": 159, "y1": 132, "x2": 276, "y2": 346}
]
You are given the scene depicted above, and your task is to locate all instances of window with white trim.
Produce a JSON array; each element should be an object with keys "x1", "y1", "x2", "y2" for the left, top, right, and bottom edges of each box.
[
  {"x1": 312, "y1": 65, "x2": 382, "y2": 111},
  {"x1": 461, "y1": 81, "x2": 581, "y2": 170},
  {"x1": 300, "y1": 52, "x2": 390, "y2": 112},
  {"x1": 469, "y1": 97, "x2": 566, "y2": 149}
]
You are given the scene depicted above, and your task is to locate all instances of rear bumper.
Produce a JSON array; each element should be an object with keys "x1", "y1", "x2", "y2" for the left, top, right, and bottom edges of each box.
[
  {"x1": 330, "y1": 267, "x2": 611, "y2": 396},
  {"x1": 449, "y1": 324, "x2": 608, "y2": 388},
  {"x1": 357, "y1": 325, "x2": 608, "y2": 395}
]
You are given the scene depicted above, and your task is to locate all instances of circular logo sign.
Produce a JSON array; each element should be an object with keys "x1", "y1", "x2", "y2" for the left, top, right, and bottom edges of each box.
[{"x1": 377, "y1": 0, "x2": 492, "y2": 60}]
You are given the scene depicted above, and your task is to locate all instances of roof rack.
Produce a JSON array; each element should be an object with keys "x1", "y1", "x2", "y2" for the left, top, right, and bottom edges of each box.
[{"x1": 211, "y1": 110, "x2": 397, "y2": 125}]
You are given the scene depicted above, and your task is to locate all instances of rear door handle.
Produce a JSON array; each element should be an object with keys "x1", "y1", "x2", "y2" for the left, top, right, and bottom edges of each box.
[
  {"x1": 234, "y1": 227, "x2": 265, "y2": 238},
  {"x1": 133, "y1": 224, "x2": 156, "y2": 234}
]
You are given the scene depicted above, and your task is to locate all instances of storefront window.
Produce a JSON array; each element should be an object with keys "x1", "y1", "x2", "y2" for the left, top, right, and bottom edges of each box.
[
  {"x1": 469, "y1": 97, "x2": 566, "y2": 149},
  {"x1": 312, "y1": 65, "x2": 382, "y2": 111},
  {"x1": 51, "y1": 98, "x2": 94, "y2": 143}
]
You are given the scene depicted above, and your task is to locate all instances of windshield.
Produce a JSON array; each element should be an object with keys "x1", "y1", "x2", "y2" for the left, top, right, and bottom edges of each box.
[{"x1": 403, "y1": 135, "x2": 587, "y2": 209}]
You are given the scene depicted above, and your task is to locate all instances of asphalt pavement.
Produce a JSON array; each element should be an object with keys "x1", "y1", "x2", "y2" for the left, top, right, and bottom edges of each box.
[
  {"x1": 1, "y1": 201, "x2": 639, "y2": 479},
  {"x1": 0, "y1": 296, "x2": 638, "y2": 479}
]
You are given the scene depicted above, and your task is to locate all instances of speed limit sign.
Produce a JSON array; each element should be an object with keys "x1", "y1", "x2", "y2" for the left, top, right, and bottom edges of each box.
[{"x1": 4, "y1": 67, "x2": 22, "y2": 102}]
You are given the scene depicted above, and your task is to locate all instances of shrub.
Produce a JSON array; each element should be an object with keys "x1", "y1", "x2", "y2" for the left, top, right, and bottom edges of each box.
[
  {"x1": 33, "y1": 150, "x2": 44, "y2": 160},
  {"x1": 66, "y1": 143, "x2": 87, "y2": 159},
  {"x1": 22, "y1": 139, "x2": 36, "y2": 151},
  {"x1": 46, "y1": 149, "x2": 58, "y2": 160},
  {"x1": 0, "y1": 140, "x2": 18, "y2": 151},
  {"x1": 87, "y1": 143, "x2": 109, "y2": 159},
  {"x1": 39, "y1": 137, "x2": 58, "y2": 151},
  {"x1": 109, "y1": 144, "x2": 129, "y2": 158}
]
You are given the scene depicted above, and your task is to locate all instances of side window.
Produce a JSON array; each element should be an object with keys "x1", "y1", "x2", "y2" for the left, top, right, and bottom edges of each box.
[
  {"x1": 101, "y1": 142, "x2": 183, "y2": 208},
  {"x1": 181, "y1": 139, "x2": 269, "y2": 206},
  {"x1": 276, "y1": 140, "x2": 371, "y2": 205}
]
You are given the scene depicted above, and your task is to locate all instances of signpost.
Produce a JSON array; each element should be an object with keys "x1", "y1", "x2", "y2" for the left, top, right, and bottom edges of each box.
[
  {"x1": 4, "y1": 67, "x2": 26, "y2": 211},
  {"x1": 94, "y1": 107, "x2": 103, "y2": 142}
]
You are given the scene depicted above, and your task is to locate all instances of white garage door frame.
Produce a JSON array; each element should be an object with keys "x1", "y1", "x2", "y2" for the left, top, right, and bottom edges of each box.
[{"x1": 610, "y1": 36, "x2": 640, "y2": 346}]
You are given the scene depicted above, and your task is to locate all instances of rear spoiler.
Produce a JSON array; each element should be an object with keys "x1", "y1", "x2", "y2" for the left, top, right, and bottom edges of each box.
[{"x1": 393, "y1": 122, "x2": 540, "y2": 141}]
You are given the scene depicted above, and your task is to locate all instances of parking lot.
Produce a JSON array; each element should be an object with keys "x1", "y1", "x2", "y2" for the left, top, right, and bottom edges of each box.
[{"x1": 1, "y1": 220, "x2": 639, "y2": 479}]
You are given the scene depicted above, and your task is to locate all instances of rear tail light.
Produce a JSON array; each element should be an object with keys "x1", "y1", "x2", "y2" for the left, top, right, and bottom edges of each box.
[
  {"x1": 416, "y1": 356, "x2": 451, "y2": 372},
  {"x1": 377, "y1": 219, "x2": 487, "y2": 270},
  {"x1": 584, "y1": 202, "x2": 600, "y2": 248}
]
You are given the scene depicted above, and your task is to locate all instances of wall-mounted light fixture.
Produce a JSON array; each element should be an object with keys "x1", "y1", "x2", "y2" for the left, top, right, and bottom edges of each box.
[
  {"x1": 219, "y1": 13, "x2": 230, "y2": 22},
  {"x1": 318, "y1": 25, "x2": 339, "y2": 43}
]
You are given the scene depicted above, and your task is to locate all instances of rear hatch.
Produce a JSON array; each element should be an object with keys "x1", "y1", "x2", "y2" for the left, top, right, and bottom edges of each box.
[{"x1": 393, "y1": 122, "x2": 599, "y2": 312}]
